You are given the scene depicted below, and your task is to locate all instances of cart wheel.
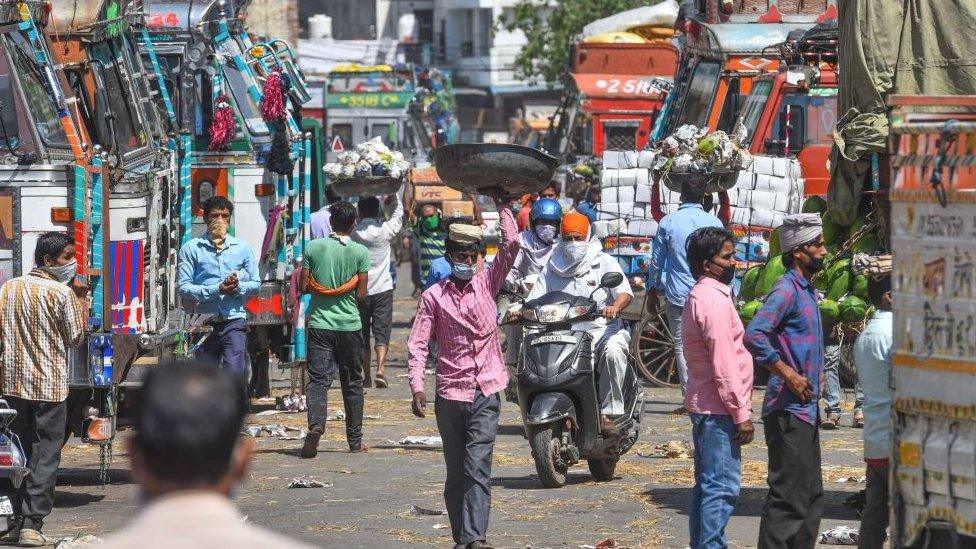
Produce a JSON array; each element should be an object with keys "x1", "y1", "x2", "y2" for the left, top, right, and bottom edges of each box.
[{"x1": 631, "y1": 308, "x2": 679, "y2": 388}]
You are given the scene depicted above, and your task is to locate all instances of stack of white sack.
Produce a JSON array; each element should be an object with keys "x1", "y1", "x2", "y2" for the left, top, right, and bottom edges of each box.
[{"x1": 598, "y1": 151, "x2": 656, "y2": 234}]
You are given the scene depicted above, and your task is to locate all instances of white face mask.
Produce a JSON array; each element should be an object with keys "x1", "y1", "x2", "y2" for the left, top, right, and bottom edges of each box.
[
  {"x1": 560, "y1": 241, "x2": 589, "y2": 265},
  {"x1": 43, "y1": 259, "x2": 78, "y2": 283},
  {"x1": 534, "y1": 225, "x2": 558, "y2": 244}
]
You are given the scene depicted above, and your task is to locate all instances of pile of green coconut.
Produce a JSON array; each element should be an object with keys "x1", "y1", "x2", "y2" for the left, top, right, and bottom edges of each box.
[{"x1": 738, "y1": 196, "x2": 886, "y2": 329}]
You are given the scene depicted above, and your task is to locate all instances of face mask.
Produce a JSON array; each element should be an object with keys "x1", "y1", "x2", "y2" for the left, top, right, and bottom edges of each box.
[
  {"x1": 423, "y1": 215, "x2": 440, "y2": 231},
  {"x1": 561, "y1": 241, "x2": 589, "y2": 264},
  {"x1": 534, "y1": 225, "x2": 558, "y2": 244},
  {"x1": 451, "y1": 261, "x2": 476, "y2": 281},
  {"x1": 716, "y1": 264, "x2": 735, "y2": 285},
  {"x1": 208, "y1": 218, "x2": 229, "y2": 249},
  {"x1": 43, "y1": 259, "x2": 77, "y2": 283}
]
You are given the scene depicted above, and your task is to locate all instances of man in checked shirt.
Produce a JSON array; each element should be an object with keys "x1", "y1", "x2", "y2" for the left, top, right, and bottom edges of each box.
[
  {"x1": 744, "y1": 213, "x2": 828, "y2": 549},
  {"x1": 0, "y1": 232, "x2": 87, "y2": 546},
  {"x1": 407, "y1": 190, "x2": 513, "y2": 549}
]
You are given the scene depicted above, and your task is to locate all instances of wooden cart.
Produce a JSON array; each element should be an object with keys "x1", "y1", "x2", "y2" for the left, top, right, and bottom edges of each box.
[{"x1": 621, "y1": 288, "x2": 680, "y2": 388}]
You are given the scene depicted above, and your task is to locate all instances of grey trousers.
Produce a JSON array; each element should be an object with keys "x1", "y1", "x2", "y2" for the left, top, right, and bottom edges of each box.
[
  {"x1": 667, "y1": 302, "x2": 689, "y2": 396},
  {"x1": 8, "y1": 396, "x2": 66, "y2": 531},
  {"x1": 435, "y1": 390, "x2": 500, "y2": 545}
]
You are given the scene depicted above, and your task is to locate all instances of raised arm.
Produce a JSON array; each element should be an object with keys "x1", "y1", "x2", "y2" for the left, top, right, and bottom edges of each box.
[{"x1": 486, "y1": 202, "x2": 520, "y2": 295}]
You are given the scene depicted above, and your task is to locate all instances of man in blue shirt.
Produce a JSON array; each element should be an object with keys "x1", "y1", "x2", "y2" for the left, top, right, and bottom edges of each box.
[
  {"x1": 744, "y1": 213, "x2": 827, "y2": 549},
  {"x1": 648, "y1": 188, "x2": 722, "y2": 403},
  {"x1": 178, "y1": 196, "x2": 260, "y2": 377}
]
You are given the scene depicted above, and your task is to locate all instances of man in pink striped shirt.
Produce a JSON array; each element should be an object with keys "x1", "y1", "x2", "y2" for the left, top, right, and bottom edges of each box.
[
  {"x1": 682, "y1": 226, "x2": 755, "y2": 549},
  {"x1": 407, "y1": 193, "x2": 515, "y2": 549}
]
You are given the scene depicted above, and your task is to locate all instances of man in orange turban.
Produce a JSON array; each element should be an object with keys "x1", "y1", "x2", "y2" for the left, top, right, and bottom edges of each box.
[{"x1": 525, "y1": 210, "x2": 634, "y2": 433}]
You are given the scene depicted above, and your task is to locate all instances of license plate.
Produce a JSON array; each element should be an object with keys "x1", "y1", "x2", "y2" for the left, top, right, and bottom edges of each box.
[{"x1": 0, "y1": 496, "x2": 13, "y2": 515}]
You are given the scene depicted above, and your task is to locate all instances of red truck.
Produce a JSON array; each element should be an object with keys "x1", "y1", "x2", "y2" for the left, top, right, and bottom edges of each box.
[{"x1": 548, "y1": 41, "x2": 678, "y2": 159}]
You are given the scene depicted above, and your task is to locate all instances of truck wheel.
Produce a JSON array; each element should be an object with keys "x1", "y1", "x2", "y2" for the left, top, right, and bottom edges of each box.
[
  {"x1": 530, "y1": 425, "x2": 567, "y2": 488},
  {"x1": 587, "y1": 457, "x2": 618, "y2": 481}
]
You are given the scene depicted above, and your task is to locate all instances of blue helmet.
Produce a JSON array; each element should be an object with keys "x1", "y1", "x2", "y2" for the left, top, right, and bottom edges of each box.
[{"x1": 530, "y1": 198, "x2": 563, "y2": 225}]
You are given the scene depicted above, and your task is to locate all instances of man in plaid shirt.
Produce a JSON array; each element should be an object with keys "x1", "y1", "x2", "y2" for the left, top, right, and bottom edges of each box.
[
  {"x1": 744, "y1": 214, "x2": 827, "y2": 549},
  {"x1": 0, "y1": 232, "x2": 87, "y2": 546}
]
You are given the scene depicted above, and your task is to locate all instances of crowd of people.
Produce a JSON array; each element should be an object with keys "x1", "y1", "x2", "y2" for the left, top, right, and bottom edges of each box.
[{"x1": 0, "y1": 179, "x2": 893, "y2": 549}]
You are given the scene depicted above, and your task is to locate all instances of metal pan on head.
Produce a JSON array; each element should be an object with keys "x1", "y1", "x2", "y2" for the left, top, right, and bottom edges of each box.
[{"x1": 433, "y1": 143, "x2": 559, "y2": 199}]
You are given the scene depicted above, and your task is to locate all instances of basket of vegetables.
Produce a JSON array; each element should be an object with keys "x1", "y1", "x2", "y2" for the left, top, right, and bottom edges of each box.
[
  {"x1": 653, "y1": 124, "x2": 752, "y2": 194},
  {"x1": 323, "y1": 137, "x2": 410, "y2": 197}
]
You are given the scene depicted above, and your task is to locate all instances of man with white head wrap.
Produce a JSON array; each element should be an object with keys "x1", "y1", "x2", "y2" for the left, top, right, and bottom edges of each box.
[
  {"x1": 525, "y1": 212, "x2": 633, "y2": 433},
  {"x1": 744, "y1": 212, "x2": 829, "y2": 548}
]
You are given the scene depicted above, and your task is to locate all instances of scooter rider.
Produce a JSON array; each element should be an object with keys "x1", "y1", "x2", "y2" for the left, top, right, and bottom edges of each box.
[
  {"x1": 523, "y1": 212, "x2": 633, "y2": 434},
  {"x1": 503, "y1": 198, "x2": 563, "y2": 367}
]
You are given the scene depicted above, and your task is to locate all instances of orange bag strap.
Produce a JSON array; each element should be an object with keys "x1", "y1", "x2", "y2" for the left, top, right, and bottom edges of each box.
[{"x1": 307, "y1": 272, "x2": 359, "y2": 297}]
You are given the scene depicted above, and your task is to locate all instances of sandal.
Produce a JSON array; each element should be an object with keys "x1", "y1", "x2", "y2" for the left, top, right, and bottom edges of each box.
[{"x1": 374, "y1": 374, "x2": 388, "y2": 389}]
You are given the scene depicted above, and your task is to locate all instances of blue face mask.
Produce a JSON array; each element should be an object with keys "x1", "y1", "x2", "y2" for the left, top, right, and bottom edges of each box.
[{"x1": 451, "y1": 261, "x2": 476, "y2": 281}]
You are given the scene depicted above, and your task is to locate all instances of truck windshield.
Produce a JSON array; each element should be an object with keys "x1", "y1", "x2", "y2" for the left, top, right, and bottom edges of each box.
[
  {"x1": 740, "y1": 80, "x2": 773, "y2": 144},
  {"x1": 678, "y1": 60, "x2": 721, "y2": 128},
  {"x1": 2, "y1": 34, "x2": 68, "y2": 147},
  {"x1": 90, "y1": 42, "x2": 148, "y2": 155},
  {"x1": 223, "y1": 61, "x2": 269, "y2": 136},
  {"x1": 776, "y1": 89, "x2": 838, "y2": 146}
]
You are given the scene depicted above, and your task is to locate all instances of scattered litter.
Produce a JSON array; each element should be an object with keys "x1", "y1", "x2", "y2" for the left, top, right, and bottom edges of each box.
[
  {"x1": 835, "y1": 475, "x2": 867, "y2": 484},
  {"x1": 364, "y1": 414, "x2": 382, "y2": 420},
  {"x1": 329, "y1": 409, "x2": 346, "y2": 421},
  {"x1": 432, "y1": 523, "x2": 450, "y2": 530},
  {"x1": 819, "y1": 525, "x2": 859, "y2": 545},
  {"x1": 656, "y1": 440, "x2": 691, "y2": 459},
  {"x1": 255, "y1": 409, "x2": 284, "y2": 416},
  {"x1": 55, "y1": 535, "x2": 102, "y2": 548},
  {"x1": 411, "y1": 504, "x2": 447, "y2": 516},
  {"x1": 276, "y1": 394, "x2": 306, "y2": 412},
  {"x1": 394, "y1": 436, "x2": 443, "y2": 447},
  {"x1": 246, "y1": 424, "x2": 306, "y2": 440},
  {"x1": 287, "y1": 477, "x2": 332, "y2": 489},
  {"x1": 579, "y1": 539, "x2": 617, "y2": 549}
]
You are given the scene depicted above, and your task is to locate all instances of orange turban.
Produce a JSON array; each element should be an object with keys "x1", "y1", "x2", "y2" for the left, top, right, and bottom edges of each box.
[{"x1": 562, "y1": 211, "x2": 590, "y2": 239}]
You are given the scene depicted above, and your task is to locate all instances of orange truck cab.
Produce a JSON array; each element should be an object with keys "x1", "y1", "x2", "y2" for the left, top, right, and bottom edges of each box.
[
  {"x1": 741, "y1": 68, "x2": 837, "y2": 196},
  {"x1": 548, "y1": 41, "x2": 678, "y2": 160}
]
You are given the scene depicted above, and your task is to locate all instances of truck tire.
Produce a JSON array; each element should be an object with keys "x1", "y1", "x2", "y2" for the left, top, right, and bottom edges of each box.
[
  {"x1": 530, "y1": 424, "x2": 567, "y2": 488},
  {"x1": 587, "y1": 457, "x2": 618, "y2": 481}
]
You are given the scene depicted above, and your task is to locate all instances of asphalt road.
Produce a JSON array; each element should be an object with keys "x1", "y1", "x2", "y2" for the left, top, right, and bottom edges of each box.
[{"x1": 48, "y1": 264, "x2": 868, "y2": 548}]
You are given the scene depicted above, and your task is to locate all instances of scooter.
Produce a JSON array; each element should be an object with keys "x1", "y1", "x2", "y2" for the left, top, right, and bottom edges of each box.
[
  {"x1": 508, "y1": 272, "x2": 643, "y2": 488},
  {"x1": 0, "y1": 400, "x2": 30, "y2": 533}
]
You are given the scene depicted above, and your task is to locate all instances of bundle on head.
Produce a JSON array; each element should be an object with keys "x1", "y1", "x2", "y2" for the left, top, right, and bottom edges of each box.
[
  {"x1": 267, "y1": 126, "x2": 294, "y2": 175},
  {"x1": 208, "y1": 94, "x2": 236, "y2": 151},
  {"x1": 260, "y1": 66, "x2": 287, "y2": 123}
]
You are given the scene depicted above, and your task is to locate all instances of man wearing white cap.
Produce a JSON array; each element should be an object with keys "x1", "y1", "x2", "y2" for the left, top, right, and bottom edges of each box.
[
  {"x1": 407, "y1": 192, "x2": 515, "y2": 549},
  {"x1": 744, "y1": 213, "x2": 828, "y2": 548}
]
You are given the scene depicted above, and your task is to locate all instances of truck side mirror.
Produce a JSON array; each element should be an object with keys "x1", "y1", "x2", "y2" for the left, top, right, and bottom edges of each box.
[{"x1": 0, "y1": 74, "x2": 20, "y2": 145}]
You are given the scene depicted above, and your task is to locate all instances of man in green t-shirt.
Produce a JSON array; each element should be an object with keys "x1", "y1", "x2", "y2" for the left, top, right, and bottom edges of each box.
[{"x1": 300, "y1": 201, "x2": 370, "y2": 458}]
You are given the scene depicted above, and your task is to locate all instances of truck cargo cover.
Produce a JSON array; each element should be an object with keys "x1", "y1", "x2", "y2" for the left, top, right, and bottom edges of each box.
[{"x1": 829, "y1": 0, "x2": 976, "y2": 224}]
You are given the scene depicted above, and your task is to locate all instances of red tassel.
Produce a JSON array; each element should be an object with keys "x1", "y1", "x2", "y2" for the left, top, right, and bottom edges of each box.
[
  {"x1": 208, "y1": 95, "x2": 237, "y2": 151},
  {"x1": 260, "y1": 67, "x2": 287, "y2": 123}
]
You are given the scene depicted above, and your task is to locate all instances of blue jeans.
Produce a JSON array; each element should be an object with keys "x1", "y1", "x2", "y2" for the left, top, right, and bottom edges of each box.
[
  {"x1": 690, "y1": 413, "x2": 741, "y2": 549},
  {"x1": 823, "y1": 344, "x2": 863, "y2": 416},
  {"x1": 200, "y1": 318, "x2": 247, "y2": 376},
  {"x1": 667, "y1": 302, "x2": 689, "y2": 395}
]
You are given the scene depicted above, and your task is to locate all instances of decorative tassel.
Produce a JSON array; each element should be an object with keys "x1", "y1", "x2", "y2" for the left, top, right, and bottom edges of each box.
[
  {"x1": 267, "y1": 126, "x2": 294, "y2": 175},
  {"x1": 208, "y1": 95, "x2": 236, "y2": 151},
  {"x1": 260, "y1": 67, "x2": 287, "y2": 123}
]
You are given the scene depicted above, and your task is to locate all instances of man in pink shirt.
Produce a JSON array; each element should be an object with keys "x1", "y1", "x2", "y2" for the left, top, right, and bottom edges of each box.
[
  {"x1": 682, "y1": 226, "x2": 755, "y2": 548},
  {"x1": 407, "y1": 192, "x2": 514, "y2": 549}
]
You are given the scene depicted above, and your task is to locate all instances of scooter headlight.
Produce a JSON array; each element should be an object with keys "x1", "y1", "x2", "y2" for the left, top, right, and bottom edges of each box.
[{"x1": 535, "y1": 302, "x2": 570, "y2": 323}]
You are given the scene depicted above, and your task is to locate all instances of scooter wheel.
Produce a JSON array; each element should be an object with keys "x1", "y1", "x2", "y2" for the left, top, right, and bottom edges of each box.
[
  {"x1": 587, "y1": 457, "x2": 618, "y2": 481},
  {"x1": 530, "y1": 425, "x2": 567, "y2": 488}
]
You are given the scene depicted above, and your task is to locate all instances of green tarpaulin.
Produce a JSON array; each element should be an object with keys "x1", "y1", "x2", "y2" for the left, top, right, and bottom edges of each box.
[{"x1": 828, "y1": 0, "x2": 976, "y2": 225}]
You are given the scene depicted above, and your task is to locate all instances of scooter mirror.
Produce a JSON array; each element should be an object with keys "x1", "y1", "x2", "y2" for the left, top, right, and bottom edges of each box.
[{"x1": 599, "y1": 272, "x2": 624, "y2": 289}]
